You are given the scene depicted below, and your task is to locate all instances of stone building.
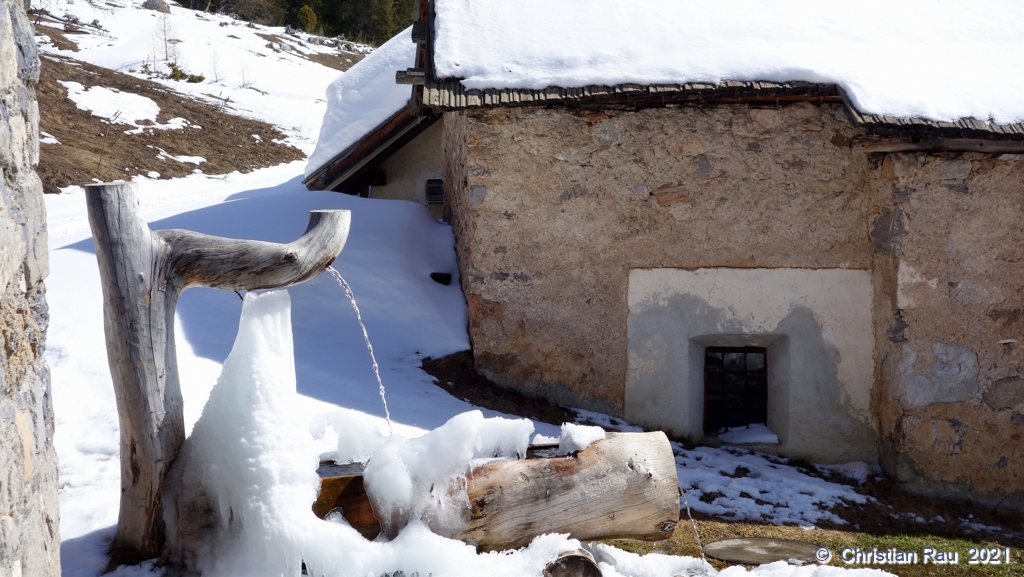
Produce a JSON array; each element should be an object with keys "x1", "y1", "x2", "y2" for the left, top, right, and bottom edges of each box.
[
  {"x1": 309, "y1": 2, "x2": 1024, "y2": 511},
  {"x1": 0, "y1": 0, "x2": 61, "y2": 574}
]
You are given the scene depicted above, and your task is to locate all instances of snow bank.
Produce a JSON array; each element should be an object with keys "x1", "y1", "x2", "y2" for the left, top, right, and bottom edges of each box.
[
  {"x1": 718, "y1": 424, "x2": 779, "y2": 445},
  {"x1": 593, "y1": 545, "x2": 712, "y2": 577},
  {"x1": 556, "y1": 423, "x2": 606, "y2": 455},
  {"x1": 717, "y1": 561, "x2": 895, "y2": 577},
  {"x1": 364, "y1": 410, "x2": 533, "y2": 537},
  {"x1": 305, "y1": 27, "x2": 416, "y2": 177},
  {"x1": 432, "y1": 0, "x2": 1024, "y2": 124}
]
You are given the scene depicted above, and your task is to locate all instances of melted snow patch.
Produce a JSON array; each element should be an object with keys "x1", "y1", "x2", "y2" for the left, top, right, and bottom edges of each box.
[
  {"x1": 675, "y1": 443, "x2": 870, "y2": 527},
  {"x1": 151, "y1": 146, "x2": 205, "y2": 165},
  {"x1": 59, "y1": 81, "x2": 159, "y2": 124},
  {"x1": 718, "y1": 424, "x2": 779, "y2": 445},
  {"x1": 59, "y1": 81, "x2": 196, "y2": 133}
]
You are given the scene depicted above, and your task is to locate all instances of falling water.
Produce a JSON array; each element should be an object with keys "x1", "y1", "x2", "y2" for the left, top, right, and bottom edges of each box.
[
  {"x1": 680, "y1": 485, "x2": 706, "y2": 563},
  {"x1": 326, "y1": 266, "x2": 393, "y2": 434}
]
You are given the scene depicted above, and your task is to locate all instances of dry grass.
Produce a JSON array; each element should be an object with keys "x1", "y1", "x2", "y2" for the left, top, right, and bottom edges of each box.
[
  {"x1": 34, "y1": 43, "x2": 304, "y2": 193},
  {"x1": 607, "y1": 515, "x2": 1021, "y2": 576},
  {"x1": 254, "y1": 32, "x2": 366, "y2": 72}
]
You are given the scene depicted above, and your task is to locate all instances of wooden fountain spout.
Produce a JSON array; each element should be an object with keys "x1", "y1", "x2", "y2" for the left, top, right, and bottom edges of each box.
[{"x1": 86, "y1": 182, "x2": 350, "y2": 565}]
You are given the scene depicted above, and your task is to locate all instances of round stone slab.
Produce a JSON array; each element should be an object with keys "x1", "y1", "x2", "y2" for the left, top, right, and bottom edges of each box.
[{"x1": 703, "y1": 537, "x2": 825, "y2": 565}]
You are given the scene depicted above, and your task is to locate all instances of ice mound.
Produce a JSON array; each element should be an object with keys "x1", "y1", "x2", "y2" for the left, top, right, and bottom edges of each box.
[
  {"x1": 310, "y1": 408, "x2": 389, "y2": 464},
  {"x1": 363, "y1": 410, "x2": 534, "y2": 538},
  {"x1": 162, "y1": 290, "x2": 576, "y2": 576},
  {"x1": 557, "y1": 423, "x2": 606, "y2": 455}
]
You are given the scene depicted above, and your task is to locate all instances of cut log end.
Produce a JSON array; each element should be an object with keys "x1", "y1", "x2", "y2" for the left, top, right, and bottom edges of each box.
[{"x1": 544, "y1": 549, "x2": 602, "y2": 577}]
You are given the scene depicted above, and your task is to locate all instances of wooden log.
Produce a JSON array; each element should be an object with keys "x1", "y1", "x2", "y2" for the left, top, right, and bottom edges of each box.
[
  {"x1": 86, "y1": 182, "x2": 350, "y2": 564},
  {"x1": 544, "y1": 549, "x2": 602, "y2": 577},
  {"x1": 314, "y1": 432, "x2": 679, "y2": 552},
  {"x1": 458, "y1": 432, "x2": 679, "y2": 550}
]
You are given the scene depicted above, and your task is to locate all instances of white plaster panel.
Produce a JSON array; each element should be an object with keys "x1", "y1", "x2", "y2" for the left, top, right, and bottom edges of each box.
[{"x1": 626, "y1": 267, "x2": 877, "y2": 463}]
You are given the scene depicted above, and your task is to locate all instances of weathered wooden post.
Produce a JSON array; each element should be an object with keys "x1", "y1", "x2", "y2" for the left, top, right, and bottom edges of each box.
[{"x1": 86, "y1": 182, "x2": 350, "y2": 565}]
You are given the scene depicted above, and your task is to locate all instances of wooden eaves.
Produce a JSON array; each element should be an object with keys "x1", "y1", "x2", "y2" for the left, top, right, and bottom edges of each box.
[{"x1": 302, "y1": 107, "x2": 439, "y2": 193}]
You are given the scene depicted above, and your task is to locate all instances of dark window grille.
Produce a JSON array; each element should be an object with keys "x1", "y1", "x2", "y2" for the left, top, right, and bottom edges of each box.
[
  {"x1": 703, "y1": 346, "x2": 768, "y2": 434},
  {"x1": 425, "y1": 179, "x2": 444, "y2": 204}
]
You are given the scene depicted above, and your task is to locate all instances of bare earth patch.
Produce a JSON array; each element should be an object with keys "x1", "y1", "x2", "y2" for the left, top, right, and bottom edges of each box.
[
  {"x1": 254, "y1": 32, "x2": 366, "y2": 72},
  {"x1": 35, "y1": 51, "x2": 304, "y2": 193}
]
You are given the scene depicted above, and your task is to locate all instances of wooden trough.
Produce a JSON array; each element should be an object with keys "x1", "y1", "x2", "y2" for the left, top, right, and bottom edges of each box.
[{"x1": 313, "y1": 431, "x2": 680, "y2": 552}]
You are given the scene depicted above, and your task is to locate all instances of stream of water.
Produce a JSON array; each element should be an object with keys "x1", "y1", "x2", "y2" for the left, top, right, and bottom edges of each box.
[
  {"x1": 680, "y1": 485, "x2": 706, "y2": 562},
  {"x1": 326, "y1": 266, "x2": 393, "y2": 434}
]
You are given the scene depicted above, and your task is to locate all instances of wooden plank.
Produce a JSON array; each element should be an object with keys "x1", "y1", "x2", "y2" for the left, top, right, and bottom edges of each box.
[
  {"x1": 396, "y1": 68, "x2": 425, "y2": 85},
  {"x1": 411, "y1": 21, "x2": 428, "y2": 44},
  {"x1": 852, "y1": 135, "x2": 1024, "y2": 153}
]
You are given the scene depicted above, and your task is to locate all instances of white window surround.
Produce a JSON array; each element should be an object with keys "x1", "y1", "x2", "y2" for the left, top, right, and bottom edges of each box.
[{"x1": 624, "y1": 267, "x2": 878, "y2": 464}]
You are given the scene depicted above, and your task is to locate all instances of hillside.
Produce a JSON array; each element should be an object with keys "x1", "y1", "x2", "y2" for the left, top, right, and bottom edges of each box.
[{"x1": 31, "y1": 0, "x2": 370, "y2": 192}]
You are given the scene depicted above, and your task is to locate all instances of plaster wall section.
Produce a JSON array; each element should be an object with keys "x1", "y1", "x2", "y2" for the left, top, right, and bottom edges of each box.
[
  {"x1": 0, "y1": 0, "x2": 60, "y2": 574},
  {"x1": 869, "y1": 151, "x2": 1024, "y2": 511},
  {"x1": 627, "y1": 268, "x2": 877, "y2": 463},
  {"x1": 373, "y1": 121, "x2": 444, "y2": 218},
  {"x1": 447, "y1": 102, "x2": 873, "y2": 414}
]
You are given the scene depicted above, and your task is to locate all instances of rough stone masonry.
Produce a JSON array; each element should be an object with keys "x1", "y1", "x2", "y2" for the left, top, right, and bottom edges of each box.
[
  {"x1": 0, "y1": 0, "x2": 60, "y2": 575},
  {"x1": 444, "y1": 100, "x2": 1024, "y2": 511}
]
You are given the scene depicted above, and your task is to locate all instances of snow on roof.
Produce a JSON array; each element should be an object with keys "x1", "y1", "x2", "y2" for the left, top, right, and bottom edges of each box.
[
  {"x1": 432, "y1": 0, "x2": 1024, "y2": 125},
  {"x1": 305, "y1": 27, "x2": 415, "y2": 179}
]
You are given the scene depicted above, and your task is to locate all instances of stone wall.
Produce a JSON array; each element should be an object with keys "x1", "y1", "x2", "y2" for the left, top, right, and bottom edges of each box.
[
  {"x1": 445, "y1": 101, "x2": 1024, "y2": 509},
  {"x1": 868, "y1": 152, "x2": 1024, "y2": 511},
  {"x1": 0, "y1": 0, "x2": 60, "y2": 574},
  {"x1": 446, "y1": 102, "x2": 873, "y2": 415}
]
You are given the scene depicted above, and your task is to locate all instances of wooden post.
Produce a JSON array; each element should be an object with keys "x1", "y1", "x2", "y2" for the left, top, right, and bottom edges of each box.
[{"x1": 86, "y1": 182, "x2": 350, "y2": 564}]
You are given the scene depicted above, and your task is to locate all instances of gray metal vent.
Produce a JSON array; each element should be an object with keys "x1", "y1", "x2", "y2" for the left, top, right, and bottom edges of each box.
[{"x1": 425, "y1": 179, "x2": 444, "y2": 204}]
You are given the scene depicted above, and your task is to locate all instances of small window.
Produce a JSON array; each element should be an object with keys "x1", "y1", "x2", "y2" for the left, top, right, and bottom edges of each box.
[
  {"x1": 703, "y1": 346, "x2": 768, "y2": 434},
  {"x1": 425, "y1": 179, "x2": 444, "y2": 204}
]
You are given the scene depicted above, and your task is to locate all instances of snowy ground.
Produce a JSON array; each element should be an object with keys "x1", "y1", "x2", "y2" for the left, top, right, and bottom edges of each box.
[{"x1": 41, "y1": 2, "x2": 898, "y2": 576}]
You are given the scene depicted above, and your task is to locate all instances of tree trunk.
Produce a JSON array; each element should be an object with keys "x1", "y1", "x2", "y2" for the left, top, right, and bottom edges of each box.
[
  {"x1": 314, "y1": 432, "x2": 679, "y2": 552},
  {"x1": 86, "y1": 182, "x2": 350, "y2": 565}
]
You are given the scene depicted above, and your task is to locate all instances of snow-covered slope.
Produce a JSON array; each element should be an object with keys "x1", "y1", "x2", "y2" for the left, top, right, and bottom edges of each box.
[{"x1": 38, "y1": 0, "x2": 372, "y2": 152}]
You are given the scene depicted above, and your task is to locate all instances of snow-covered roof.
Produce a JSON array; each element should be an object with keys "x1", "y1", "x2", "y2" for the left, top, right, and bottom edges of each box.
[
  {"x1": 431, "y1": 0, "x2": 1024, "y2": 126},
  {"x1": 305, "y1": 27, "x2": 416, "y2": 182}
]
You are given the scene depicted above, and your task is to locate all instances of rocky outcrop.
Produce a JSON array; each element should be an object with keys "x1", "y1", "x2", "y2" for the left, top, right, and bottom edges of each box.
[{"x1": 0, "y1": 0, "x2": 60, "y2": 575}]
